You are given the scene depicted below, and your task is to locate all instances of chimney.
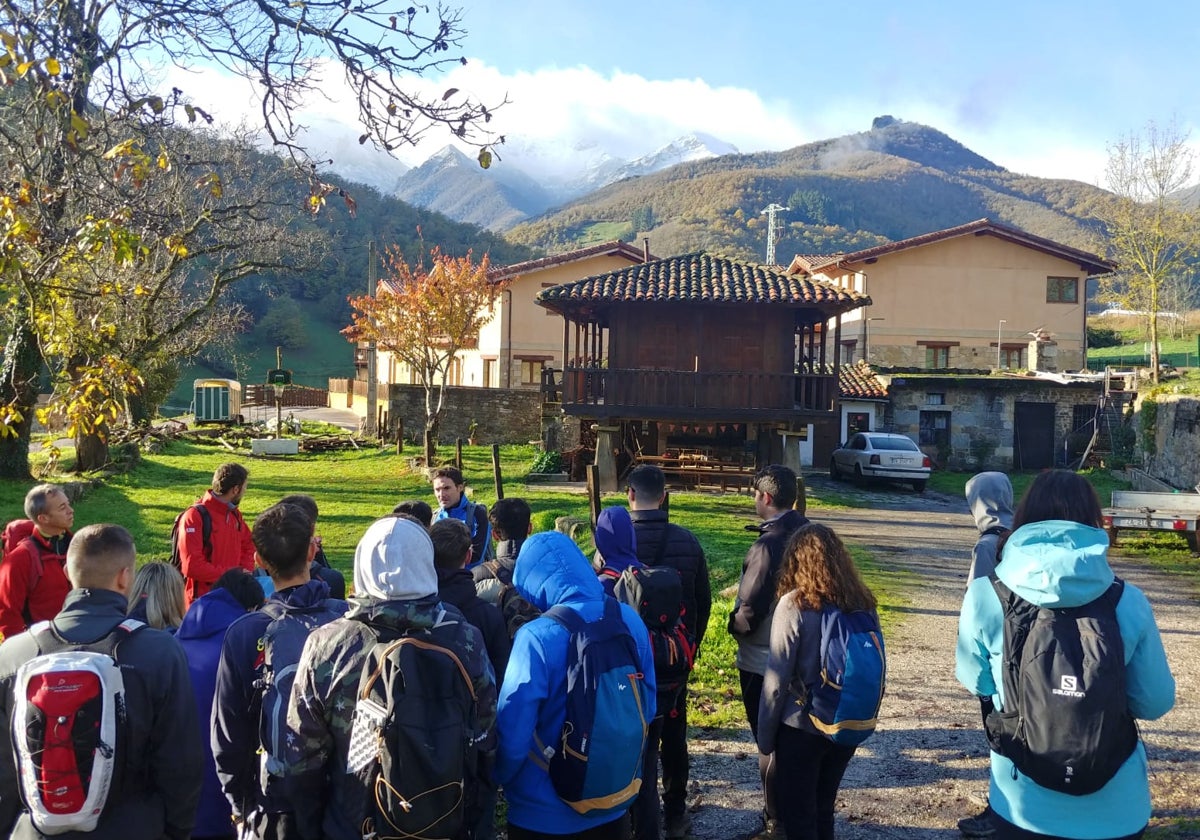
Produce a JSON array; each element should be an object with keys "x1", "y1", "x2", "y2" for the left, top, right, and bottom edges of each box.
[{"x1": 642, "y1": 237, "x2": 651, "y2": 264}]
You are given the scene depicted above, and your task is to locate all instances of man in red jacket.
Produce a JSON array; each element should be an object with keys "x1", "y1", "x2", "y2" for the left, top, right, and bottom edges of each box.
[
  {"x1": 0, "y1": 484, "x2": 74, "y2": 640},
  {"x1": 176, "y1": 463, "x2": 255, "y2": 605}
]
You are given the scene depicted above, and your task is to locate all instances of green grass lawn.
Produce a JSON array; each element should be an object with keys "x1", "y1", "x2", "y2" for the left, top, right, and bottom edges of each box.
[
  {"x1": 926, "y1": 468, "x2": 1131, "y2": 506},
  {"x1": 2, "y1": 441, "x2": 905, "y2": 729}
]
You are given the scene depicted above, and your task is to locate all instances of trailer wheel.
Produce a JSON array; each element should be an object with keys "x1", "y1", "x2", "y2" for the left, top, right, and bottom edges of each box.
[
  {"x1": 1104, "y1": 526, "x2": 1119, "y2": 548},
  {"x1": 1187, "y1": 532, "x2": 1199, "y2": 555}
]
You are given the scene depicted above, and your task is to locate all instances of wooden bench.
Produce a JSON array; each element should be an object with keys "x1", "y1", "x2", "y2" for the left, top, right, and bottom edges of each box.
[{"x1": 636, "y1": 455, "x2": 755, "y2": 492}]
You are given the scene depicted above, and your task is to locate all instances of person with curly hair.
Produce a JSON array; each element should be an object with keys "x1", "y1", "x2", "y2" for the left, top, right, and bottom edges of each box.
[{"x1": 758, "y1": 523, "x2": 881, "y2": 840}]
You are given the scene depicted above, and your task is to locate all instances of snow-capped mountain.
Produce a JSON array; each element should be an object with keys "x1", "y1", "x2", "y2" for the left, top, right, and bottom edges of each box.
[{"x1": 609, "y1": 133, "x2": 740, "y2": 182}]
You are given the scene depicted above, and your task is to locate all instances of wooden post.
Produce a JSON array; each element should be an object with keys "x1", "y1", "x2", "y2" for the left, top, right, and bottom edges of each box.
[
  {"x1": 455, "y1": 438, "x2": 463, "y2": 470},
  {"x1": 660, "y1": 489, "x2": 670, "y2": 516},
  {"x1": 395, "y1": 423, "x2": 403, "y2": 455},
  {"x1": 492, "y1": 444, "x2": 504, "y2": 500},
  {"x1": 794, "y1": 474, "x2": 807, "y2": 516},
  {"x1": 586, "y1": 464, "x2": 601, "y2": 528}
]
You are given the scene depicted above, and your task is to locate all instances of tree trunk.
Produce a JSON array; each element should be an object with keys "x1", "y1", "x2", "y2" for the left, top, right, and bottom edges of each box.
[
  {"x1": 1149, "y1": 285, "x2": 1161, "y2": 384},
  {"x1": 423, "y1": 427, "x2": 436, "y2": 467},
  {"x1": 74, "y1": 427, "x2": 109, "y2": 473},
  {"x1": 0, "y1": 314, "x2": 40, "y2": 480},
  {"x1": 127, "y1": 390, "x2": 154, "y2": 427}
]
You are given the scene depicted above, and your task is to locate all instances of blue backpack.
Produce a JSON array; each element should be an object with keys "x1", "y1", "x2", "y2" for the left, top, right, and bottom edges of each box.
[
  {"x1": 804, "y1": 607, "x2": 886, "y2": 746},
  {"x1": 535, "y1": 599, "x2": 651, "y2": 817},
  {"x1": 255, "y1": 598, "x2": 345, "y2": 802}
]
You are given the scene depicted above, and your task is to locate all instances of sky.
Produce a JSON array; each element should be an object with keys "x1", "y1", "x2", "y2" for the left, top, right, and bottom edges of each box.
[{"x1": 167, "y1": 0, "x2": 1200, "y2": 186}]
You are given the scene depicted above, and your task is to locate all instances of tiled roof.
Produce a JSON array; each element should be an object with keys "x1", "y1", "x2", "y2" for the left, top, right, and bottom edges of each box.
[
  {"x1": 839, "y1": 360, "x2": 888, "y2": 400},
  {"x1": 788, "y1": 218, "x2": 1116, "y2": 277},
  {"x1": 536, "y1": 252, "x2": 869, "y2": 312},
  {"x1": 488, "y1": 240, "x2": 651, "y2": 282}
]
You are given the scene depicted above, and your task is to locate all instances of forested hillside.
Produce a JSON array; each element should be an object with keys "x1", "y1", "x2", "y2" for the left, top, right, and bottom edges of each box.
[{"x1": 506, "y1": 118, "x2": 1112, "y2": 262}]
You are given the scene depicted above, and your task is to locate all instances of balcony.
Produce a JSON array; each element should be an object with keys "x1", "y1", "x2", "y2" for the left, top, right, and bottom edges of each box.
[{"x1": 559, "y1": 366, "x2": 838, "y2": 421}]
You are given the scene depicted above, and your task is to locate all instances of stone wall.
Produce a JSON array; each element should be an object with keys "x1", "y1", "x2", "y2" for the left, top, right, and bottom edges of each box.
[
  {"x1": 384, "y1": 385, "x2": 544, "y2": 445},
  {"x1": 881, "y1": 376, "x2": 1102, "y2": 470},
  {"x1": 1142, "y1": 395, "x2": 1200, "y2": 490}
]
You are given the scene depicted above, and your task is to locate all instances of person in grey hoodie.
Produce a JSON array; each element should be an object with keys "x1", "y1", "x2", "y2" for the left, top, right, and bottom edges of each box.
[{"x1": 965, "y1": 471, "x2": 1014, "y2": 583}]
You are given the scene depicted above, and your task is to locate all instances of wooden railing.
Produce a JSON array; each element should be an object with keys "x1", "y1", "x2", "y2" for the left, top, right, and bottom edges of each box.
[{"x1": 559, "y1": 367, "x2": 838, "y2": 416}]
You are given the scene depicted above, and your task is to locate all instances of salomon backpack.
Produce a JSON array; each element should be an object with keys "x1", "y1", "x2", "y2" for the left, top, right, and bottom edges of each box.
[
  {"x1": 536, "y1": 599, "x2": 651, "y2": 818},
  {"x1": 254, "y1": 599, "x2": 344, "y2": 802},
  {"x1": 803, "y1": 606, "x2": 886, "y2": 747},
  {"x1": 985, "y1": 577, "x2": 1137, "y2": 795},
  {"x1": 12, "y1": 618, "x2": 144, "y2": 834},
  {"x1": 346, "y1": 617, "x2": 480, "y2": 840},
  {"x1": 604, "y1": 565, "x2": 696, "y2": 706},
  {"x1": 168, "y1": 503, "x2": 212, "y2": 570}
]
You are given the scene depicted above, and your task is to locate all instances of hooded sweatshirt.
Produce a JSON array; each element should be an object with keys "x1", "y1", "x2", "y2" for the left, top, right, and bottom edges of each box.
[
  {"x1": 594, "y1": 505, "x2": 642, "y2": 595},
  {"x1": 964, "y1": 471, "x2": 1014, "y2": 582},
  {"x1": 285, "y1": 517, "x2": 496, "y2": 840},
  {"x1": 176, "y1": 587, "x2": 253, "y2": 838},
  {"x1": 956, "y1": 520, "x2": 1175, "y2": 838},
  {"x1": 496, "y1": 531, "x2": 656, "y2": 835}
]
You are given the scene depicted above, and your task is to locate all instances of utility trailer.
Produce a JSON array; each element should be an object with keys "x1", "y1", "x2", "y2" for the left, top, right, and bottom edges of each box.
[{"x1": 1102, "y1": 489, "x2": 1200, "y2": 553}]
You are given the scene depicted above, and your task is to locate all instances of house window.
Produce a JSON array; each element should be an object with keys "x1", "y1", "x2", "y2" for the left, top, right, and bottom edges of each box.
[
  {"x1": 924, "y1": 345, "x2": 951, "y2": 369},
  {"x1": 927, "y1": 393, "x2": 945, "y2": 406},
  {"x1": 847, "y1": 412, "x2": 870, "y2": 434},
  {"x1": 840, "y1": 339, "x2": 858, "y2": 363},
  {"x1": 1001, "y1": 347, "x2": 1023, "y2": 369},
  {"x1": 919, "y1": 410, "x2": 951, "y2": 447},
  {"x1": 519, "y1": 359, "x2": 544, "y2": 385},
  {"x1": 1047, "y1": 276, "x2": 1078, "y2": 303}
]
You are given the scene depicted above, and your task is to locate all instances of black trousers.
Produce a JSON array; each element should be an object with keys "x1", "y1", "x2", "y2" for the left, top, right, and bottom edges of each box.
[
  {"x1": 740, "y1": 668, "x2": 777, "y2": 822},
  {"x1": 992, "y1": 815, "x2": 1146, "y2": 840},
  {"x1": 631, "y1": 715, "x2": 663, "y2": 840},
  {"x1": 660, "y1": 687, "x2": 690, "y2": 819},
  {"x1": 772, "y1": 725, "x2": 855, "y2": 840},
  {"x1": 508, "y1": 814, "x2": 629, "y2": 840}
]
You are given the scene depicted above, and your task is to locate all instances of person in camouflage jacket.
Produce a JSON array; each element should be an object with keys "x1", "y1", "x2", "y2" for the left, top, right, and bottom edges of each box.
[{"x1": 283, "y1": 516, "x2": 498, "y2": 840}]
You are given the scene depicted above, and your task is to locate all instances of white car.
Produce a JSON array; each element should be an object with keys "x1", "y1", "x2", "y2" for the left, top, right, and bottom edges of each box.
[{"x1": 830, "y1": 432, "x2": 932, "y2": 492}]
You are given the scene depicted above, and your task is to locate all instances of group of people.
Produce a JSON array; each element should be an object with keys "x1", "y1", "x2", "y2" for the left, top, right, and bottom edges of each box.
[{"x1": 0, "y1": 457, "x2": 1179, "y2": 840}]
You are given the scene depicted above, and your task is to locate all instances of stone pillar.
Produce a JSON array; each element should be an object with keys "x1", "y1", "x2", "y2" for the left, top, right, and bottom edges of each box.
[
  {"x1": 1028, "y1": 334, "x2": 1058, "y2": 372},
  {"x1": 777, "y1": 429, "x2": 802, "y2": 473},
  {"x1": 593, "y1": 424, "x2": 621, "y2": 492}
]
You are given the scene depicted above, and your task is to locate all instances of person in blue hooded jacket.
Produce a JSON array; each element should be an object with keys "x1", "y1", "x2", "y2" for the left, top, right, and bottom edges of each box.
[
  {"x1": 956, "y1": 470, "x2": 1175, "y2": 840},
  {"x1": 497, "y1": 530, "x2": 657, "y2": 840},
  {"x1": 176, "y1": 570, "x2": 265, "y2": 840}
]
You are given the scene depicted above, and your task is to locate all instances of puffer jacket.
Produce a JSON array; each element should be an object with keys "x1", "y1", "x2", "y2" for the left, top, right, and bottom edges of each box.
[
  {"x1": 0, "y1": 588, "x2": 202, "y2": 840},
  {"x1": 956, "y1": 520, "x2": 1175, "y2": 838},
  {"x1": 176, "y1": 587, "x2": 253, "y2": 837},
  {"x1": 496, "y1": 530, "x2": 656, "y2": 835},
  {"x1": 629, "y1": 508, "x2": 711, "y2": 645}
]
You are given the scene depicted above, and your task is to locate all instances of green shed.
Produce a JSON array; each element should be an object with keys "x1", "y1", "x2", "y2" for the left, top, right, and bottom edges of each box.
[{"x1": 192, "y1": 378, "x2": 243, "y2": 424}]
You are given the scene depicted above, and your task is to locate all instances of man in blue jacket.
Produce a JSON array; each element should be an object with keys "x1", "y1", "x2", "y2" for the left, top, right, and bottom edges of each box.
[
  {"x1": 212, "y1": 502, "x2": 347, "y2": 840},
  {"x1": 432, "y1": 466, "x2": 491, "y2": 566},
  {"x1": 497, "y1": 530, "x2": 657, "y2": 840}
]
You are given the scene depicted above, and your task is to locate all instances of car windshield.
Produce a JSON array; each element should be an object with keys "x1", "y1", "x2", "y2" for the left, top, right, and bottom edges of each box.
[{"x1": 868, "y1": 436, "x2": 919, "y2": 452}]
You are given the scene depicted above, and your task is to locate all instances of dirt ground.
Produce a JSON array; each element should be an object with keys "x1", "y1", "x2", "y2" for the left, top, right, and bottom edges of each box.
[{"x1": 680, "y1": 476, "x2": 1200, "y2": 839}]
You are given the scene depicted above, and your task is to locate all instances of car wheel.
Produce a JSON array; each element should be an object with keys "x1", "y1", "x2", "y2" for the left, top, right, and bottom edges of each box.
[
  {"x1": 829, "y1": 458, "x2": 840, "y2": 480},
  {"x1": 911, "y1": 479, "x2": 927, "y2": 493},
  {"x1": 853, "y1": 464, "x2": 866, "y2": 486}
]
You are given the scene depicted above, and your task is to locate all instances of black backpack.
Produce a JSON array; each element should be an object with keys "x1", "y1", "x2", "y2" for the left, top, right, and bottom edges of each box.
[
  {"x1": 477, "y1": 560, "x2": 540, "y2": 641},
  {"x1": 346, "y1": 617, "x2": 480, "y2": 840},
  {"x1": 602, "y1": 562, "x2": 696, "y2": 708},
  {"x1": 169, "y1": 503, "x2": 212, "y2": 570},
  {"x1": 984, "y1": 576, "x2": 1138, "y2": 795}
]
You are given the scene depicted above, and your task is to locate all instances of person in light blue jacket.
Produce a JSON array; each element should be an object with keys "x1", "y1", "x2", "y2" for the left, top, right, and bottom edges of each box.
[
  {"x1": 497, "y1": 530, "x2": 657, "y2": 839},
  {"x1": 956, "y1": 470, "x2": 1175, "y2": 840}
]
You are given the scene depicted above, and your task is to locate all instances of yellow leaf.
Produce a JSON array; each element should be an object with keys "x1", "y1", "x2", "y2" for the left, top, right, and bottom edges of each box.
[
  {"x1": 70, "y1": 113, "x2": 90, "y2": 138},
  {"x1": 147, "y1": 96, "x2": 164, "y2": 114},
  {"x1": 157, "y1": 152, "x2": 170, "y2": 171},
  {"x1": 16, "y1": 60, "x2": 32, "y2": 77},
  {"x1": 478, "y1": 149, "x2": 492, "y2": 170},
  {"x1": 184, "y1": 104, "x2": 196, "y2": 123},
  {"x1": 44, "y1": 57, "x2": 60, "y2": 76}
]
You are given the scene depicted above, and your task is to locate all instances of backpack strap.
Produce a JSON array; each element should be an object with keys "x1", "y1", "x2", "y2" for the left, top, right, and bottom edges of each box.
[
  {"x1": 30, "y1": 618, "x2": 144, "y2": 657},
  {"x1": 597, "y1": 567, "x2": 621, "y2": 581}
]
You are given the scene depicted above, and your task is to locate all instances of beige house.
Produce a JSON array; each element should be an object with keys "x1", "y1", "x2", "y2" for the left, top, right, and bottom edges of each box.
[
  {"x1": 788, "y1": 219, "x2": 1115, "y2": 372},
  {"x1": 373, "y1": 240, "x2": 651, "y2": 390}
]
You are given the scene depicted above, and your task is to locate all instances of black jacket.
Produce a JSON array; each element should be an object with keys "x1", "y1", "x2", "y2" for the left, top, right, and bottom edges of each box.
[
  {"x1": 0, "y1": 588, "x2": 202, "y2": 840},
  {"x1": 471, "y1": 539, "x2": 523, "y2": 586},
  {"x1": 728, "y1": 509, "x2": 810, "y2": 673},
  {"x1": 437, "y1": 567, "x2": 511, "y2": 684},
  {"x1": 628, "y1": 510, "x2": 712, "y2": 647}
]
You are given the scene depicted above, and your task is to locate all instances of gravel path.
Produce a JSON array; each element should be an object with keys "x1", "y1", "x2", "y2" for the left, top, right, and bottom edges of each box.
[{"x1": 683, "y1": 479, "x2": 1200, "y2": 839}]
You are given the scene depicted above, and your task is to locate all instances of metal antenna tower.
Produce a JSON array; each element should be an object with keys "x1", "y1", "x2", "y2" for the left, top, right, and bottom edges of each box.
[{"x1": 760, "y1": 203, "x2": 789, "y2": 265}]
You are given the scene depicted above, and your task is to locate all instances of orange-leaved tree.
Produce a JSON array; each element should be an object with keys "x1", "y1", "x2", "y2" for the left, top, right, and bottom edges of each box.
[{"x1": 344, "y1": 246, "x2": 506, "y2": 464}]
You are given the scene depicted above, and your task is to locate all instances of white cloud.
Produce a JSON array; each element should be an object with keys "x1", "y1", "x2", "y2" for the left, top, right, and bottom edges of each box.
[{"x1": 157, "y1": 59, "x2": 1197, "y2": 190}]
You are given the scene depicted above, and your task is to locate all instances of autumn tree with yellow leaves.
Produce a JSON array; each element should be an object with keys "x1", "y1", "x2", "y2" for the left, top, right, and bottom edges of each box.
[
  {"x1": 0, "y1": 0, "x2": 501, "y2": 476},
  {"x1": 344, "y1": 246, "x2": 505, "y2": 465}
]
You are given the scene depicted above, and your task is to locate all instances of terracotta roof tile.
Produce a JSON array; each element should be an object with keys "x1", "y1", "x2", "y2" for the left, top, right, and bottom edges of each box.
[
  {"x1": 788, "y1": 218, "x2": 1115, "y2": 277},
  {"x1": 536, "y1": 252, "x2": 869, "y2": 312},
  {"x1": 487, "y1": 240, "x2": 651, "y2": 282},
  {"x1": 839, "y1": 360, "x2": 888, "y2": 399}
]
